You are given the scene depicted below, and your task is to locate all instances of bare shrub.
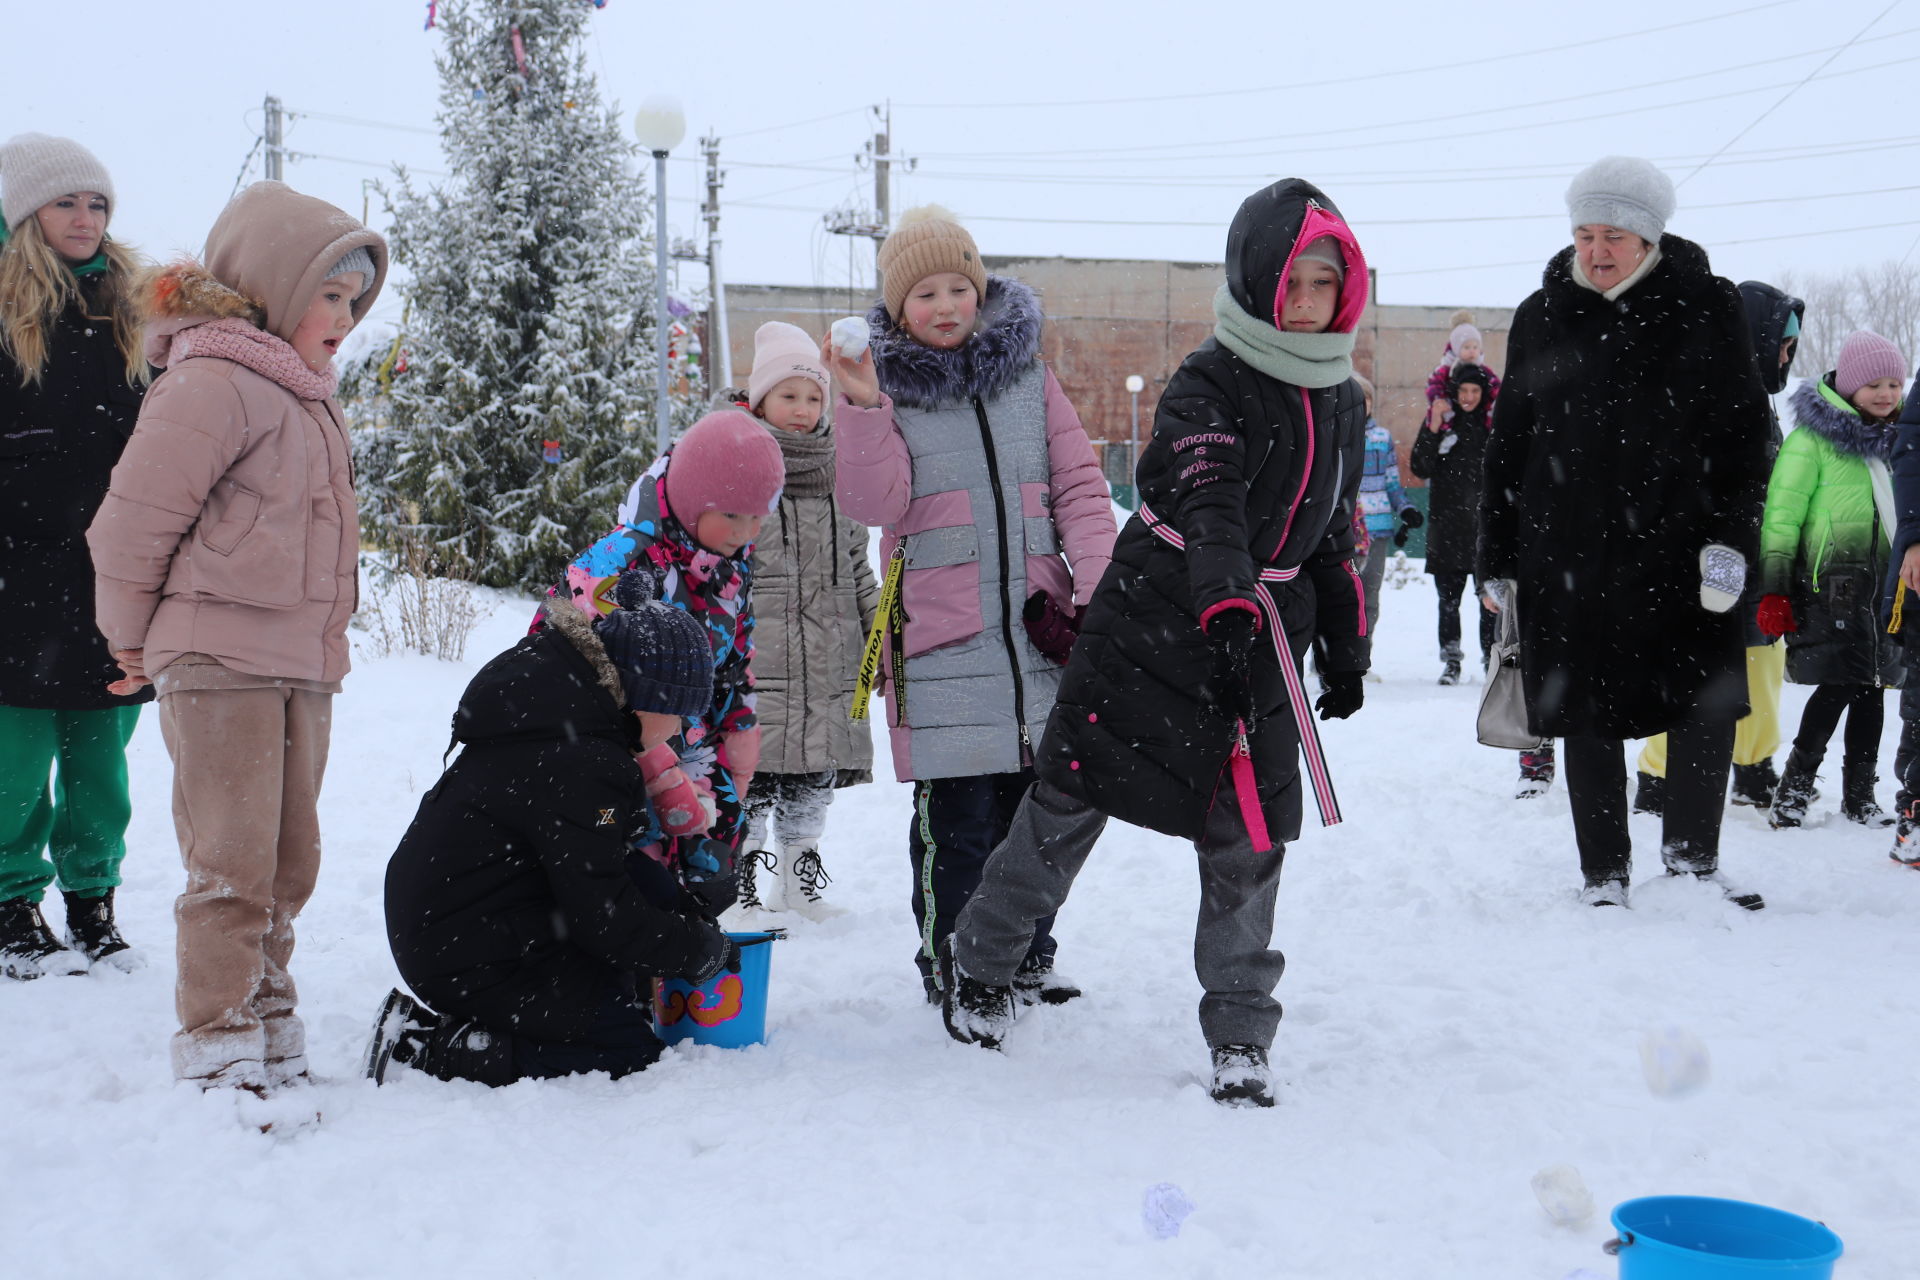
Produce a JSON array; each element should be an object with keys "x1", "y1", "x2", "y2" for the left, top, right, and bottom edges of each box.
[{"x1": 355, "y1": 527, "x2": 486, "y2": 663}]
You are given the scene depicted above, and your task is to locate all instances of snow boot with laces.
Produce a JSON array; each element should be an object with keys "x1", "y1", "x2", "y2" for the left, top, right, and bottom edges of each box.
[
  {"x1": 1769, "y1": 748, "x2": 1820, "y2": 829},
  {"x1": 62, "y1": 888, "x2": 142, "y2": 971},
  {"x1": 783, "y1": 844, "x2": 846, "y2": 921},
  {"x1": 1209, "y1": 1044, "x2": 1275, "y2": 1108},
  {"x1": 1633, "y1": 771, "x2": 1666, "y2": 816},
  {"x1": 938, "y1": 936, "x2": 1015, "y2": 1050},
  {"x1": 736, "y1": 848, "x2": 777, "y2": 912},
  {"x1": 1516, "y1": 743, "x2": 1556, "y2": 799},
  {"x1": 1012, "y1": 953, "x2": 1083, "y2": 1006},
  {"x1": 1, "y1": 896, "x2": 88, "y2": 980},
  {"x1": 1842, "y1": 756, "x2": 1895, "y2": 827},
  {"x1": 1729, "y1": 758, "x2": 1779, "y2": 808}
]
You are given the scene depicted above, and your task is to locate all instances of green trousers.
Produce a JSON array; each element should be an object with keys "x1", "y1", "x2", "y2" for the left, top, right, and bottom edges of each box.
[{"x1": 0, "y1": 704, "x2": 142, "y2": 904}]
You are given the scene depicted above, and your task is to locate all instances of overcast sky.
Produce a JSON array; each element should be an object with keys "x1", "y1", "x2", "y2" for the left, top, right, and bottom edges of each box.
[{"x1": 12, "y1": 0, "x2": 1917, "y2": 335}]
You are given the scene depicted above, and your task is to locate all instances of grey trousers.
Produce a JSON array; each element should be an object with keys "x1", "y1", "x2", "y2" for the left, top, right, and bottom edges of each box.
[{"x1": 953, "y1": 779, "x2": 1288, "y2": 1049}]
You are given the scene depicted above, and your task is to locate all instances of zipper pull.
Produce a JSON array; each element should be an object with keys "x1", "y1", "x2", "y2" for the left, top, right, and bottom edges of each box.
[{"x1": 1020, "y1": 723, "x2": 1032, "y2": 750}]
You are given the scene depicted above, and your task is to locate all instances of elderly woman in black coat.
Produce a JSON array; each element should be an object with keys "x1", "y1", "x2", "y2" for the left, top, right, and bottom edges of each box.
[{"x1": 1479, "y1": 156, "x2": 1773, "y2": 910}]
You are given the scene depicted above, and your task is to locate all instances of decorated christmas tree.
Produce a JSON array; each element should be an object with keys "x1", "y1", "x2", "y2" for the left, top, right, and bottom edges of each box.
[{"x1": 352, "y1": 0, "x2": 685, "y2": 591}]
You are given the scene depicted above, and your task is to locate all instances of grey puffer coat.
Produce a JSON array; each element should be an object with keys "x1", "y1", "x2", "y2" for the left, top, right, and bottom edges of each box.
[{"x1": 749, "y1": 419, "x2": 879, "y2": 779}]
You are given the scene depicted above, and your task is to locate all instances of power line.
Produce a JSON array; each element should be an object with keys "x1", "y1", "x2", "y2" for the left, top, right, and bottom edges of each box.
[
  {"x1": 895, "y1": 0, "x2": 1792, "y2": 110},
  {"x1": 917, "y1": 47, "x2": 1920, "y2": 163},
  {"x1": 1676, "y1": 0, "x2": 1902, "y2": 186},
  {"x1": 284, "y1": 108, "x2": 438, "y2": 136},
  {"x1": 723, "y1": 106, "x2": 871, "y2": 141}
]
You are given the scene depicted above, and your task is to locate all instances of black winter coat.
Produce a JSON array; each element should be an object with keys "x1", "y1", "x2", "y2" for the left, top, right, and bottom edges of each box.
[
  {"x1": 1408, "y1": 401, "x2": 1491, "y2": 576},
  {"x1": 384, "y1": 606, "x2": 725, "y2": 1040},
  {"x1": 1479, "y1": 235, "x2": 1773, "y2": 739},
  {"x1": 1735, "y1": 279, "x2": 1806, "y2": 647},
  {"x1": 0, "y1": 283, "x2": 152, "y2": 709},
  {"x1": 1036, "y1": 179, "x2": 1369, "y2": 844},
  {"x1": 1879, "y1": 379, "x2": 1920, "y2": 633}
]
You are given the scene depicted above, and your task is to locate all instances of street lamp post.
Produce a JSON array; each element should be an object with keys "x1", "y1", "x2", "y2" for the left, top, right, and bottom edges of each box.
[
  {"x1": 1124, "y1": 374, "x2": 1145, "y2": 510},
  {"x1": 634, "y1": 96, "x2": 687, "y2": 458}
]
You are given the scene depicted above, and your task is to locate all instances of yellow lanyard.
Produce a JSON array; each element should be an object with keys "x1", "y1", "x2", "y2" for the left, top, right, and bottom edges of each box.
[
  {"x1": 851, "y1": 545, "x2": 907, "y2": 723},
  {"x1": 1891, "y1": 580, "x2": 1907, "y2": 635}
]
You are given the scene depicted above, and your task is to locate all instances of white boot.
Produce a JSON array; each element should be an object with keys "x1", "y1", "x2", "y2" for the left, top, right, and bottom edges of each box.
[{"x1": 781, "y1": 843, "x2": 845, "y2": 921}]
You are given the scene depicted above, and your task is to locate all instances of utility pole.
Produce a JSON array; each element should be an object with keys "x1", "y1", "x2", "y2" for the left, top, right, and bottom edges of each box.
[
  {"x1": 264, "y1": 95, "x2": 285, "y2": 181},
  {"x1": 701, "y1": 135, "x2": 731, "y2": 392},
  {"x1": 825, "y1": 105, "x2": 913, "y2": 293}
]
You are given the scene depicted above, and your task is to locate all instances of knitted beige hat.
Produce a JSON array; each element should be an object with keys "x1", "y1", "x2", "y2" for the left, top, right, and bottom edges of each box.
[
  {"x1": 877, "y1": 205, "x2": 988, "y2": 320},
  {"x1": 0, "y1": 133, "x2": 114, "y2": 232}
]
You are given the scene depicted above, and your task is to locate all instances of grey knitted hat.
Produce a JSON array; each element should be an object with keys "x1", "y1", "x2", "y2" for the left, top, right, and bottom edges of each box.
[
  {"x1": 324, "y1": 246, "x2": 378, "y2": 299},
  {"x1": 0, "y1": 133, "x2": 114, "y2": 232},
  {"x1": 1565, "y1": 155, "x2": 1674, "y2": 244},
  {"x1": 1295, "y1": 235, "x2": 1346, "y2": 279}
]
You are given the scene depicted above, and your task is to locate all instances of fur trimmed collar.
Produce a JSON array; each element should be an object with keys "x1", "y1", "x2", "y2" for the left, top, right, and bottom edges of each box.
[
  {"x1": 540, "y1": 599, "x2": 628, "y2": 710},
  {"x1": 865, "y1": 275, "x2": 1043, "y2": 410},
  {"x1": 1791, "y1": 378, "x2": 1899, "y2": 460}
]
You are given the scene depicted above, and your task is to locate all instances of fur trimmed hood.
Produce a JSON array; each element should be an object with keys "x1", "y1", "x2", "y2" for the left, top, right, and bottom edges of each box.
[
  {"x1": 138, "y1": 259, "x2": 266, "y2": 367},
  {"x1": 539, "y1": 597, "x2": 628, "y2": 710},
  {"x1": 865, "y1": 275, "x2": 1043, "y2": 411},
  {"x1": 1791, "y1": 377, "x2": 1899, "y2": 460}
]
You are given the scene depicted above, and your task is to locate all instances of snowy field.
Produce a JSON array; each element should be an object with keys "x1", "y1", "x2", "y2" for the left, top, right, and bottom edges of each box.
[{"x1": 6, "y1": 556, "x2": 1919, "y2": 1279}]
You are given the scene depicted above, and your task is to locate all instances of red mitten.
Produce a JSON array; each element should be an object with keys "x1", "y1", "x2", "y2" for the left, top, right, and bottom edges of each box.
[
  {"x1": 639, "y1": 744, "x2": 713, "y2": 836},
  {"x1": 1756, "y1": 594, "x2": 1797, "y2": 637}
]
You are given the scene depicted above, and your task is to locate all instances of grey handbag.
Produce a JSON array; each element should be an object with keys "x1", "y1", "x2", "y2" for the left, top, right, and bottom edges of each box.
[{"x1": 1477, "y1": 589, "x2": 1545, "y2": 750}]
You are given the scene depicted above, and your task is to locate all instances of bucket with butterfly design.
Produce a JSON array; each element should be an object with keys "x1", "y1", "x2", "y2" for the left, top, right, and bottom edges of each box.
[{"x1": 653, "y1": 930, "x2": 781, "y2": 1048}]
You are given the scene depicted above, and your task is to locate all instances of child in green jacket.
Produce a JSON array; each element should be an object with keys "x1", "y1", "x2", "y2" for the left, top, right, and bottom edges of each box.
[{"x1": 1756, "y1": 329, "x2": 1909, "y2": 828}]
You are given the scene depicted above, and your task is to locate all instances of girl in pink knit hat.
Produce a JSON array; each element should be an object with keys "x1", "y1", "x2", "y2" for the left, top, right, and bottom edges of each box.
[
  {"x1": 724, "y1": 322, "x2": 879, "y2": 920},
  {"x1": 549, "y1": 408, "x2": 784, "y2": 917},
  {"x1": 1757, "y1": 328, "x2": 1910, "y2": 830}
]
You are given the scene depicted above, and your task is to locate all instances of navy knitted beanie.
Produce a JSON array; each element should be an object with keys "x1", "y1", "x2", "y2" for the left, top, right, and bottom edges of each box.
[{"x1": 594, "y1": 601, "x2": 712, "y2": 717}]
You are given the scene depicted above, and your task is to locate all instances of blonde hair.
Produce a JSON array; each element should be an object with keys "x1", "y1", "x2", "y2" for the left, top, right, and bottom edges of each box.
[{"x1": 0, "y1": 215, "x2": 147, "y2": 388}]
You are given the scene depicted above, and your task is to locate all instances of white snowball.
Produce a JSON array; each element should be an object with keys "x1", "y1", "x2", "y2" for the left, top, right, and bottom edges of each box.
[
  {"x1": 830, "y1": 315, "x2": 870, "y2": 359},
  {"x1": 1531, "y1": 1164, "x2": 1595, "y2": 1227},
  {"x1": 1640, "y1": 1026, "x2": 1711, "y2": 1097}
]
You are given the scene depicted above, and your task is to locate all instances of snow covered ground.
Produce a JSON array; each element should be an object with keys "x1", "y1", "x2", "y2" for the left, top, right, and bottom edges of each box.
[{"x1": 7, "y1": 557, "x2": 1919, "y2": 1279}]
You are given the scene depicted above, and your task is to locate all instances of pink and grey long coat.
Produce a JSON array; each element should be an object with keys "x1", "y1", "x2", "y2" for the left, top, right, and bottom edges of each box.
[{"x1": 834, "y1": 276, "x2": 1117, "y2": 781}]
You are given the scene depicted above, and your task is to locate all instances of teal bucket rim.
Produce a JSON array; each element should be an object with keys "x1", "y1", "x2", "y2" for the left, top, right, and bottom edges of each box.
[{"x1": 1609, "y1": 1196, "x2": 1843, "y2": 1269}]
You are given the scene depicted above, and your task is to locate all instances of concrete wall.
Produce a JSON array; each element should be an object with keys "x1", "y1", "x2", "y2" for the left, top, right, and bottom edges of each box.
[{"x1": 719, "y1": 256, "x2": 1517, "y2": 487}]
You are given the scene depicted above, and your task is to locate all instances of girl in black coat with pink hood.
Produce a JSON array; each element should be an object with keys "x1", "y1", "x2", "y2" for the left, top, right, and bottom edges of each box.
[{"x1": 935, "y1": 179, "x2": 1372, "y2": 1109}]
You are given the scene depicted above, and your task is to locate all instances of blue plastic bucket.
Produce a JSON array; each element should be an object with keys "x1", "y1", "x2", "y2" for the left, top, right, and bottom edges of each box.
[
  {"x1": 1606, "y1": 1196, "x2": 1843, "y2": 1279},
  {"x1": 652, "y1": 931, "x2": 779, "y2": 1049}
]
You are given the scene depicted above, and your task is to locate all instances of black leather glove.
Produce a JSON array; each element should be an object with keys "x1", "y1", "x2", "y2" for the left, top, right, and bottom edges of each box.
[
  {"x1": 1206, "y1": 608, "x2": 1258, "y2": 726},
  {"x1": 1315, "y1": 671, "x2": 1365, "y2": 720},
  {"x1": 1398, "y1": 506, "x2": 1424, "y2": 529}
]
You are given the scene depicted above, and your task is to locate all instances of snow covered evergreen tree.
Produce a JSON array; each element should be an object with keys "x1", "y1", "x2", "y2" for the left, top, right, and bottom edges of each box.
[{"x1": 352, "y1": 0, "x2": 683, "y2": 591}]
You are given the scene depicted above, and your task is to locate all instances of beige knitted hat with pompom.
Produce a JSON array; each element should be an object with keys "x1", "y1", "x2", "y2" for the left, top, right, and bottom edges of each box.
[{"x1": 877, "y1": 205, "x2": 988, "y2": 320}]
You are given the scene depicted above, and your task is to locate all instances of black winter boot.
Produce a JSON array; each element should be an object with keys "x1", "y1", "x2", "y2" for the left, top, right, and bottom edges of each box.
[
  {"x1": 62, "y1": 889, "x2": 141, "y2": 971},
  {"x1": 1633, "y1": 771, "x2": 1666, "y2": 816},
  {"x1": 1, "y1": 897, "x2": 88, "y2": 980},
  {"x1": 364, "y1": 988, "x2": 440, "y2": 1084},
  {"x1": 1729, "y1": 759, "x2": 1779, "y2": 807},
  {"x1": 1012, "y1": 953, "x2": 1083, "y2": 1006},
  {"x1": 1842, "y1": 757, "x2": 1894, "y2": 827},
  {"x1": 938, "y1": 936, "x2": 1015, "y2": 1050},
  {"x1": 1209, "y1": 1044, "x2": 1275, "y2": 1108},
  {"x1": 1769, "y1": 748, "x2": 1820, "y2": 829}
]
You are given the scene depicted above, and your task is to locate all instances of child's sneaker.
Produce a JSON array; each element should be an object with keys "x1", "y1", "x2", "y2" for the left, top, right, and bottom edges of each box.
[
  {"x1": 1890, "y1": 800, "x2": 1920, "y2": 867},
  {"x1": 1516, "y1": 745, "x2": 1556, "y2": 799},
  {"x1": 938, "y1": 937, "x2": 1015, "y2": 1050},
  {"x1": 1208, "y1": 1044, "x2": 1275, "y2": 1108},
  {"x1": 1011, "y1": 954, "x2": 1082, "y2": 1006}
]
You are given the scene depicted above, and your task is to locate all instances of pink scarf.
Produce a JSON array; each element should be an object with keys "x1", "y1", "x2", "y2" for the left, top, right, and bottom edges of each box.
[{"x1": 152, "y1": 316, "x2": 338, "y2": 400}]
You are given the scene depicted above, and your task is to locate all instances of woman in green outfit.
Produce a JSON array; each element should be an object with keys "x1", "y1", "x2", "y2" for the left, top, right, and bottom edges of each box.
[
  {"x1": 1756, "y1": 328, "x2": 1910, "y2": 829},
  {"x1": 0, "y1": 135, "x2": 151, "y2": 979}
]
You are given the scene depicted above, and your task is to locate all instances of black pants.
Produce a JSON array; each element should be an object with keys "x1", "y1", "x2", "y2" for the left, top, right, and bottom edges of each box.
[
  {"x1": 909, "y1": 769, "x2": 1057, "y2": 983},
  {"x1": 1433, "y1": 572, "x2": 1496, "y2": 664},
  {"x1": 411, "y1": 980, "x2": 663, "y2": 1086},
  {"x1": 1564, "y1": 712, "x2": 1735, "y2": 883},
  {"x1": 1792, "y1": 683, "x2": 1884, "y2": 764}
]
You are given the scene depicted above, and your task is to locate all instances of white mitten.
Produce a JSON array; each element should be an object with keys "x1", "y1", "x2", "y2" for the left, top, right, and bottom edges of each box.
[{"x1": 1699, "y1": 544, "x2": 1746, "y2": 613}]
